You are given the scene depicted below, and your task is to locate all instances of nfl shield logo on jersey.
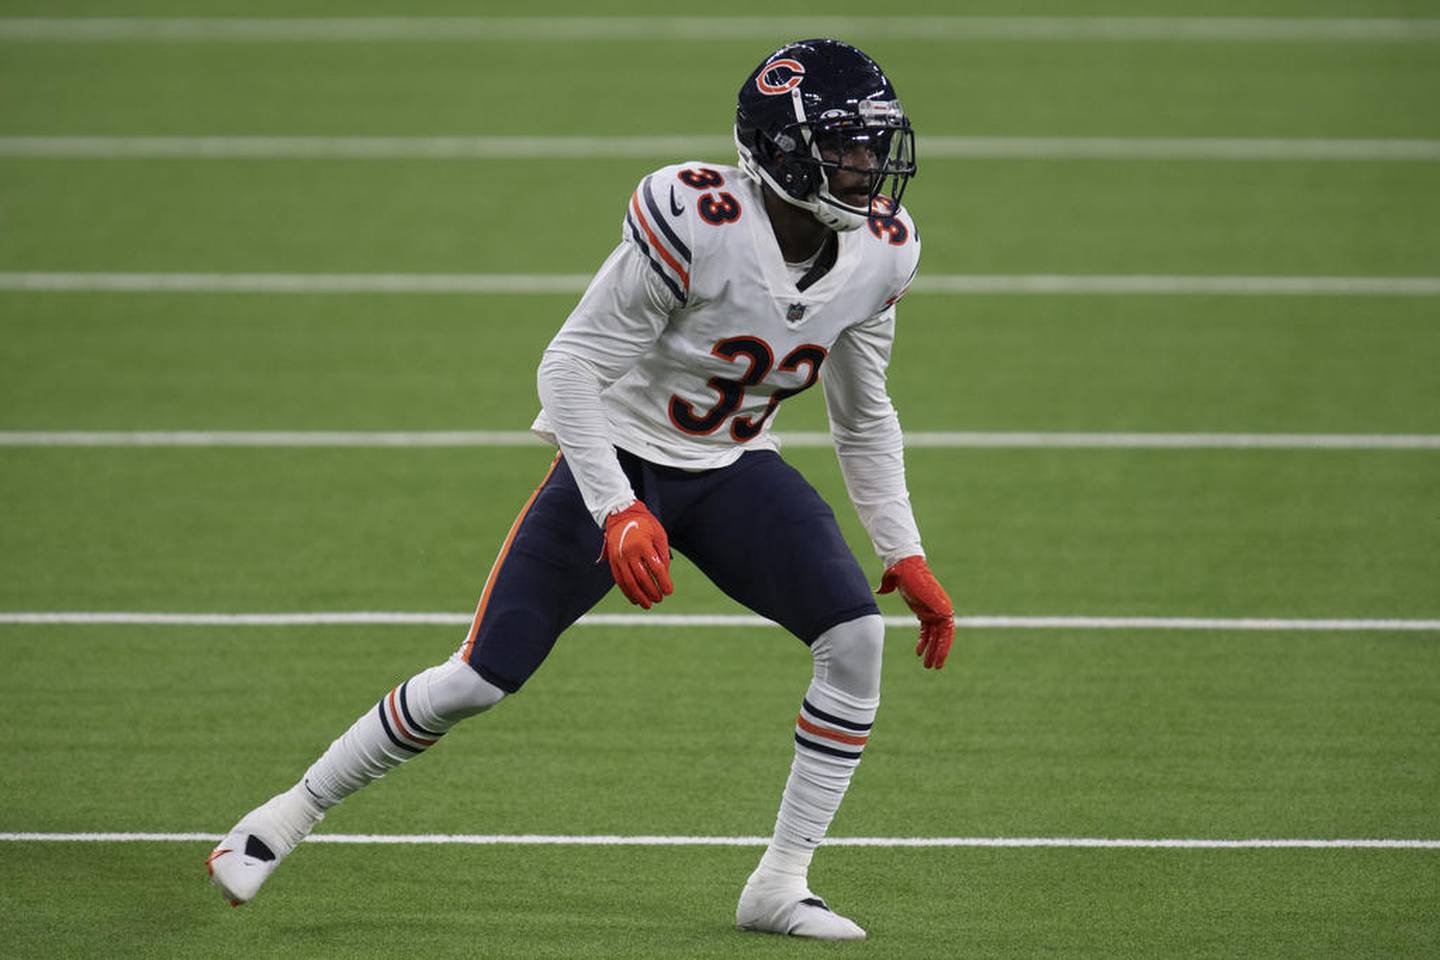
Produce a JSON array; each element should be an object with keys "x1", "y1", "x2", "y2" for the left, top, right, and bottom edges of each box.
[{"x1": 786, "y1": 302, "x2": 807, "y2": 323}]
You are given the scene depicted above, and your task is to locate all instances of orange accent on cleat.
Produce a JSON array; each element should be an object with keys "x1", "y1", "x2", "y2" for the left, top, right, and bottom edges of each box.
[{"x1": 205, "y1": 848, "x2": 232, "y2": 876}]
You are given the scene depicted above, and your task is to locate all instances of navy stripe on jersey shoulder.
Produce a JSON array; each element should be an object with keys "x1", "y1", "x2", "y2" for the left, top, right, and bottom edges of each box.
[
  {"x1": 642, "y1": 176, "x2": 692, "y2": 264},
  {"x1": 626, "y1": 213, "x2": 688, "y2": 305}
]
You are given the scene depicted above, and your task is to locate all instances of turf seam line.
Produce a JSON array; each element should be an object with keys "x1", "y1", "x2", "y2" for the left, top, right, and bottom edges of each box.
[
  {"x1": 2, "y1": 431, "x2": 1438, "y2": 450},
  {"x1": 2, "y1": 832, "x2": 1437, "y2": 849},
  {"x1": 2, "y1": 17, "x2": 1438, "y2": 43},
  {"x1": 4, "y1": 136, "x2": 1439, "y2": 162},
  {"x1": 3, "y1": 272, "x2": 1439, "y2": 296},
  {"x1": 1, "y1": 613, "x2": 1436, "y2": 632}
]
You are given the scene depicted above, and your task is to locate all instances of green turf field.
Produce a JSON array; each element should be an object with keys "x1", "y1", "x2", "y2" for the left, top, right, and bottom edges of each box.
[{"x1": 2, "y1": 6, "x2": 1438, "y2": 958}]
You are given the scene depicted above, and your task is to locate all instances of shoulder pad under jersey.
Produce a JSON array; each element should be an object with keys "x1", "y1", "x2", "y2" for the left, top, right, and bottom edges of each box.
[{"x1": 862, "y1": 197, "x2": 921, "y2": 308}]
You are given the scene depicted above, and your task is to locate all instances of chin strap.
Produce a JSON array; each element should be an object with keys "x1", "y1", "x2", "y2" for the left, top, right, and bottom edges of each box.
[
  {"x1": 736, "y1": 129, "x2": 870, "y2": 233},
  {"x1": 810, "y1": 192, "x2": 869, "y2": 232}
]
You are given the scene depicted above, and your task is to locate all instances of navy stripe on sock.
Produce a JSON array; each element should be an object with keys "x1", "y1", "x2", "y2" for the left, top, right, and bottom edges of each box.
[
  {"x1": 642, "y1": 176, "x2": 692, "y2": 263},
  {"x1": 626, "y1": 214, "x2": 687, "y2": 305},
  {"x1": 801, "y1": 698, "x2": 873, "y2": 733},
  {"x1": 398, "y1": 682, "x2": 444, "y2": 739},
  {"x1": 376, "y1": 702, "x2": 422, "y2": 754},
  {"x1": 794, "y1": 731, "x2": 863, "y2": 761}
]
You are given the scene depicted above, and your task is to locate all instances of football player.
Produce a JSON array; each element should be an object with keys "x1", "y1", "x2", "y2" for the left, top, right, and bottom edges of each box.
[{"x1": 208, "y1": 38, "x2": 955, "y2": 941}]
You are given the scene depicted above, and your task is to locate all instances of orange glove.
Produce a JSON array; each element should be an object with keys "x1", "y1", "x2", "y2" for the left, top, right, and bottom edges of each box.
[
  {"x1": 878, "y1": 555, "x2": 955, "y2": 669},
  {"x1": 603, "y1": 502, "x2": 674, "y2": 609}
]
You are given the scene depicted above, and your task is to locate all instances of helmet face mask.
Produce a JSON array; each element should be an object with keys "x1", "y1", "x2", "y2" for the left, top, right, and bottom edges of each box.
[
  {"x1": 807, "y1": 110, "x2": 916, "y2": 216},
  {"x1": 735, "y1": 39, "x2": 916, "y2": 231}
]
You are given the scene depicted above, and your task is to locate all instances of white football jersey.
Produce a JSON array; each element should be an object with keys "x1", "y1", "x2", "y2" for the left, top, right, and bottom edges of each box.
[{"x1": 533, "y1": 161, "x2": 919, "y2": 471}]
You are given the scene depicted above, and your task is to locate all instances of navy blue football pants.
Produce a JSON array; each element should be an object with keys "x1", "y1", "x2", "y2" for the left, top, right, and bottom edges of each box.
[{"x1": 459, "y1": 448, "x2": 880, "y2": 693}]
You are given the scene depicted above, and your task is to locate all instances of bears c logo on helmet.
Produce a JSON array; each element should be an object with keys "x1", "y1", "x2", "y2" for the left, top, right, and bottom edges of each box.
[{"x1": 755, "y1": 58, "x2": 806, "y2": 96}]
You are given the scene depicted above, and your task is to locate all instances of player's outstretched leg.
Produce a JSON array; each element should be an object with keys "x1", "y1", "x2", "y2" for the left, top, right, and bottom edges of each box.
[
  {"x1": 207, "y1": 655, "x2": 504, "y2": 906},
  {"x1": 736, "y1": 614, "x2": 883, "y2": 940}
]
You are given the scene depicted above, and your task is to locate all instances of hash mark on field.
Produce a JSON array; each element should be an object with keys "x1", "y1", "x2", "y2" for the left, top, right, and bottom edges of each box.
[
  {"x1": 3, "y1": 272, "x2": 1440, "y2": 296},
  {"x1": 1, "y1": 832, "x2": 1437, "y2": 849},
  {"x1": 3, "y1": 135, "x2": 1438, "y2": 162},
  {"x1": 0, "y1": 612, "x2": 1436, "y2": 632},
  {"x1": 1, "y1": 17, "x2": 1437, "y2": 43}
]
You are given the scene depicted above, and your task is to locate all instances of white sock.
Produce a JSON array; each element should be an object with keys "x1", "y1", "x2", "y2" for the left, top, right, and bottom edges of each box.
[
  {"x1": 749, "y1": 615, "x2": 884, "y2": 893},
  {"x1": 752, "y1": 679, "x2": 879, "y2": 890},
  {"x1": 300, "y1": 657, "x2": 504, "y2": 808}
]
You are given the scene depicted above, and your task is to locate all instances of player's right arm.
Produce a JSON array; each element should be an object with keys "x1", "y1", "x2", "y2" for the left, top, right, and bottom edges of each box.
[
  {"x1": 534, "y1": 170, "x2": 693, "y2": 603},
  {"x1": 537, "y1": 244, "x2": 672, "y2": 516},
  {"x1": 537, "y1": 169, "x2": 693, "y2": 522}
]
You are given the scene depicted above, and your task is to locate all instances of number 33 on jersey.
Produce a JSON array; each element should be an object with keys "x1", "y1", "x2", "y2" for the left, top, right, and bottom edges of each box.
[{"x1": 535, "y1": 161, "x2": 920, "y2": 472}]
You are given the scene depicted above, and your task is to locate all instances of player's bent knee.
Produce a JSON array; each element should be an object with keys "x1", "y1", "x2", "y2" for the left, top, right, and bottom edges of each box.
[
  {"x1": 415, "y1": 657, "x2": 507, "y2": 723},
  {"x1": 811, "y1": 614, "x2": 884, "y2": 700}
]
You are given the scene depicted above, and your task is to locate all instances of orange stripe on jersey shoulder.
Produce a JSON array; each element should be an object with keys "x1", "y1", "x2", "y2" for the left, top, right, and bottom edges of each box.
[
  {"x1": 459, "y1": 452, "x2": 562, "y2": 663},
  {"x1": 630, "y1": 191, "x2": 691, "y2": 291},
  {"x1": 796, "y1": 713, "x2": 870, "y2": 747}
]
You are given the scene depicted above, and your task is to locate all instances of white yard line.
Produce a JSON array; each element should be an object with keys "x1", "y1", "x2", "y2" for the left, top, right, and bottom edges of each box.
[
  {"x1": 3, "y1": 135, "x2": 1438, "y2": 162},
  {"x1": 1, "y1": 17, "x2": 1437, "y2": 43},
  {"x1": 1, "y1": 831, "x2": 1436, "y2": 849},
  {"x1": 0, "y1": 135, "x2": 734, "y2": 160},
  {"x1": 0, "y1": 612, "x2": 1435, "y2": 632},
  {"x1": 914, "y1": 275, "x2": 1440, "y2": 296},
  {"x1": 0, "y1": 431, "x2": 551, "y2": 447},
  {"x1": 2, "y1": 431, "x2": 1438, "y2": 450},
  {"x1": 0, "y1": 272, "x2": 595, "y2": 294},
  {"x1": 927, "y1": 137, "x2": 1440, "y2": 161},
  {"x1": 4, "y1": 272, "x2": 1439, "y2": 296}
]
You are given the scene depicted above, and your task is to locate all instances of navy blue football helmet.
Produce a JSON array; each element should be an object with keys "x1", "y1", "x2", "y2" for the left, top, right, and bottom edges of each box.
[{"x1": 735, "y1": 39, "x2": 916, "y2": 231}]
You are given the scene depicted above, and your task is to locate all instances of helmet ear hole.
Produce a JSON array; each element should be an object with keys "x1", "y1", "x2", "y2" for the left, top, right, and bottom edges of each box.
[
  {"x1": 775, "y1": 152, "x2": 817, "y2": 199},
  {"x1": 758, "y1": 136, "x2": 818, "y2": 202}
]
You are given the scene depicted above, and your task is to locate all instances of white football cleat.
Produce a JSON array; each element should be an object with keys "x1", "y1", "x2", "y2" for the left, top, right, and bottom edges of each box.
[
  {"x1": 206, "y1": 784, "x2": 323, "y2": 907},
  {"x1": 736, "y1": 876, "x2": 867, "y2": 940}
]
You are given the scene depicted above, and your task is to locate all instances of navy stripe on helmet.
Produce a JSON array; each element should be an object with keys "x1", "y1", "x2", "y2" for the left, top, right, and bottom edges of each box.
[
  {"x1": 626, "y1": 214, "x2": 688, "y2": 305},
  {"x1": 642, "y1": 176, "x2": 692, "y2": 264}
]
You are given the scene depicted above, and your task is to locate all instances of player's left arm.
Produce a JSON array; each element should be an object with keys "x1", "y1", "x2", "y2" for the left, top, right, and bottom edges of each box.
[{"x1": 821, "y1": 304, "x2": 955, "y2": 670}]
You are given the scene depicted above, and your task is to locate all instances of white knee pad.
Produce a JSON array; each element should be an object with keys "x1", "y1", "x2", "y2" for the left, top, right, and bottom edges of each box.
[
  {"x1": 810, "y1": 614, "x2": 885, "y2": 700},
  {"x1": 410, "y1": 657, "x2": 507, "y2": 724}
]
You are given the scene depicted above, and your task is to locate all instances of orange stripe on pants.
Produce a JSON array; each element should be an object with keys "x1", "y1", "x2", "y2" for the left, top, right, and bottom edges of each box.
[{"x1": 459, "y1": 452, "x2": 562, "y2": 663}]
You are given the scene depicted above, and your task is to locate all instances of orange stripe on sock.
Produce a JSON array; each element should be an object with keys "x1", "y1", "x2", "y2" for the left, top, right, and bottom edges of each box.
[
  {"x1": 459, "y1": 452, "x2": 562, "y2": 663},
  {"x1": 795, "y1": 713, "x2": 870, "y2": 747}
]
